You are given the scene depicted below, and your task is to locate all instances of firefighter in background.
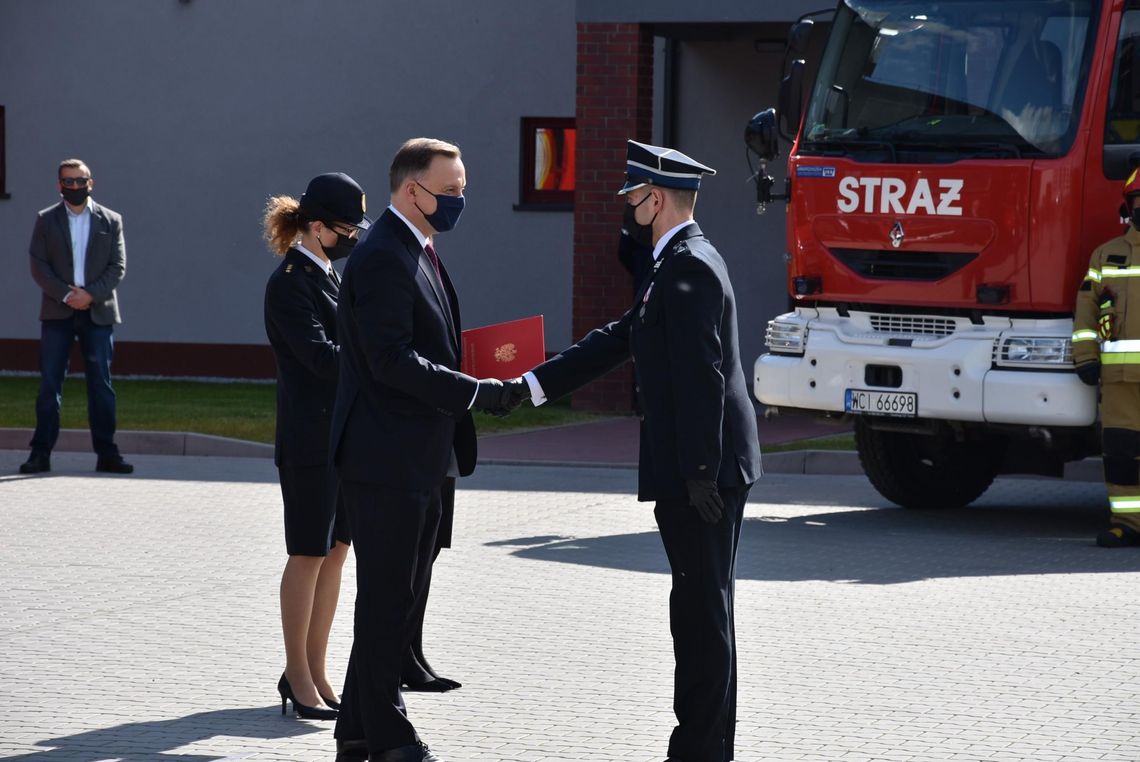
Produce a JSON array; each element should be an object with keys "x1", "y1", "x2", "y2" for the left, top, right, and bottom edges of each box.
[{"x1": 1073, "y1": 168, "x2": 1140, "y2": 547}]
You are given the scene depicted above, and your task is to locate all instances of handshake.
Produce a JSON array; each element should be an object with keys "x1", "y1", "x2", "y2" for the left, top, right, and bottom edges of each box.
[{"x1": 472, "y1": 377, "x2": 532, "y2": 417}]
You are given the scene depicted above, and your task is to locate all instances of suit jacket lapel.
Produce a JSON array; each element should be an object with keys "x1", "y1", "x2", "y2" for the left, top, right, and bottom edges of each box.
[
  {"x1": 409, "y1": 240, "x2": 458, "y2": 346},
  {"x1": 53, "y1": 203, "x2": 73, "y2": 259},
  {"x1": 438, "y1": 260, "x2": 462, "y2": 353},
  {"x1": 380, "y1": 209, "x2": 460, "y2": 350},
  {"x1": 84, "y1": 201, "x2": 103, "y2": 284}
]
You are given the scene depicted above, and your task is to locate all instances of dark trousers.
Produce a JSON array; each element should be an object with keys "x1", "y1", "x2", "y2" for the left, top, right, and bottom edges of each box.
[
  {"x1": 336, "y1": 479, "x2": 442, "y2": 752},
  {"x1": 30, "y1": 313, "x2": 119, "y2": 457},
  {"x1": 403, "y1": 476, "x2": 454, "y2": 680},
  {"x1": 654, "y1": 484, "x2": 750, "y2": 762}
]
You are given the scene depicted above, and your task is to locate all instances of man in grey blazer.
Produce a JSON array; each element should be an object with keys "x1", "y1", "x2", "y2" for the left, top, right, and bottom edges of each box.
[{"x1": 19, "y1": 159, "x2": 133, "y2": 475}]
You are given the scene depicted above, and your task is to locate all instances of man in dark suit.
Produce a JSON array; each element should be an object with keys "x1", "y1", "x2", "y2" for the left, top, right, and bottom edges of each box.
[
  {"x1": 331, "y1": 138, "x2": 509, "y2": 762},
  {"x1": 505, "y1": 141, "x2": 763, "y2": 762},
  {"x1": 21, "y1": 158, "x2": 132, "y2": 475}
]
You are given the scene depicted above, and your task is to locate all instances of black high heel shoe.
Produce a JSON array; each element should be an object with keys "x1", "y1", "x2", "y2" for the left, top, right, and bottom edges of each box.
[
  {"x1": 319, "y1": 693, "x2": 341, "y2": 710},
  {"x1": 277, "y1": 673, "x2": 338, "y2": 720}
]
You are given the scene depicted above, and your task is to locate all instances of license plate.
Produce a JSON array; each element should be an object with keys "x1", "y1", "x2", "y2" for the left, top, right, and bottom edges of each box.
[{"x1": 845, "y1": 389, "x2": 918, "y2": 417}]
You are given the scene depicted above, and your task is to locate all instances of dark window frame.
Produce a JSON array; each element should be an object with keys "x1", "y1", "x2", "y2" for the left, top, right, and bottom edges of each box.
[
  {"x1": 1105, "y1": 6, "x2": 1140, "y2": 179},
  {"x1": 515, "y1": 116, "x2": 575, "y2": 211},
  {"x1": 0, "y1": 105, "x2": 8, "y2": 198}
]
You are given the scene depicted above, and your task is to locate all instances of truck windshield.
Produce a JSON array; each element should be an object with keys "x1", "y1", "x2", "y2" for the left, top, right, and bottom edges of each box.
[{"x1": 802, "y1": 0, "x2": 1097, "y2": 158}]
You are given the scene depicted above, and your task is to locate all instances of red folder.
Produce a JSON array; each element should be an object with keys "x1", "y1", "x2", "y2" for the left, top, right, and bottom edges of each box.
[{"x1": 461, "y1": 315, "x2": 545, "y2": 380}]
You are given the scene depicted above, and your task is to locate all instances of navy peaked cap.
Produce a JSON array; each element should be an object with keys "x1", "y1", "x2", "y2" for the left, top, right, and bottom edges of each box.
[
  {"x1": 300, "y1": 172, "x2": 372, "y2": 230},
  {"x1": 618, "y1": 140, "x2": 717, "y2": 194}
]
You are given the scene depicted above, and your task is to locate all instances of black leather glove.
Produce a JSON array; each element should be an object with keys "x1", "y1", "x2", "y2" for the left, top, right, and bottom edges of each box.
[
  {"x1": 685, "y1": 479, "x2": 724, "y2": 524},
  {"x1": 501, "y1": 377, "x2": 531, "y2": 412},
  {"x1": 472, "y1": 378, "x2": 508, "y2": 416},
  {"x1": 1076, "y1": 362, "x2": 1101, "y2": 386}
]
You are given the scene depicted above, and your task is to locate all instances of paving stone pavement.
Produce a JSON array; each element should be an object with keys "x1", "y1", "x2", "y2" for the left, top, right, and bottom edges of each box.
[{"x1": 1, "y1": 450, "x2": 1139, "y2": 762}]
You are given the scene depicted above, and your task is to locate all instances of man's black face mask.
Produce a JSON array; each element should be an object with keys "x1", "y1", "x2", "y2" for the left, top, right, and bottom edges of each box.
[
  {"x1": 61, "y1": 186, "x2": 90, "y2": 206},
  {"x1": 623, "y1": 191, "x2": 657, "y2": 248}
]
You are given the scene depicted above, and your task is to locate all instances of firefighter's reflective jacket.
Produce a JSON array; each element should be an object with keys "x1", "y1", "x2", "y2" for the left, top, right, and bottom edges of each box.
[{"x1": 1073, "y1": 226, "x2": 1140, "y2": 382}]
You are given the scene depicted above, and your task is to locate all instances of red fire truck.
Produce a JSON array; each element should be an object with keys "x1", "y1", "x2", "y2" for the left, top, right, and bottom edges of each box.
[{"x1": 749, "y1": 0, "x2": 1140, "y2": 508}]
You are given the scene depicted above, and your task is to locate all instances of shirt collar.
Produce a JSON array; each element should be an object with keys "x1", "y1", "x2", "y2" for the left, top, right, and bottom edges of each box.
[
  {"x1": 65, "y1": 201, "x2": 91, "y2": 219},
  {"x1": 388, "y1": 204, "x2": 431, "y2": 251},
  {"x1": 650, "y1": 220, "x2": 693, "y2": 262},
  {"x1": 294, "y1": 243, "x2": 333, "y2": 275}
]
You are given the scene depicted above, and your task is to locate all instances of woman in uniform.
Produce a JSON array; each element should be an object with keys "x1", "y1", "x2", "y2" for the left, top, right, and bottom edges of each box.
[{"x1": 262, "y1": 173, "x2": 369, "y2": 720}]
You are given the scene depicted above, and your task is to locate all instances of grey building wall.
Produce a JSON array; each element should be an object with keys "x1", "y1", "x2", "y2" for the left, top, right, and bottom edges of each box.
[
  {"x1": 0, "y1": 0, "x2": 576, "y2": 352},
  {"x1": 668, "y1": 34, "x2": 792, "y2": 378}
]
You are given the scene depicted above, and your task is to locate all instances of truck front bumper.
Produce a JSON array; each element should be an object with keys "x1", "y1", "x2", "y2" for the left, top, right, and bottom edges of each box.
[{"x1": 754, "y1": 309, "x2": 1097, "y2": 427}]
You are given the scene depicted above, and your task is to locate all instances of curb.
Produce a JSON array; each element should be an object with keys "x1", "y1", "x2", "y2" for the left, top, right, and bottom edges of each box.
[
  {"x1": 481, "y1": 450, "x2": 867, "y2": 475},
  {"x1": 0, "y1": 428, "x2": 273, "y2": 459},
  {"x1": 0, "y1": 427, "x2": 1106, "y2": 482},
  {"x1": 478, "y1": 450, "x2": 1105, "y2": 481}
]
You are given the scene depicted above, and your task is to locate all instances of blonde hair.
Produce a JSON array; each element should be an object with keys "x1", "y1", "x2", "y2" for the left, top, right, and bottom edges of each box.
[{"x1": 262, "y1": 195, "x2": 309, "y2": 256}]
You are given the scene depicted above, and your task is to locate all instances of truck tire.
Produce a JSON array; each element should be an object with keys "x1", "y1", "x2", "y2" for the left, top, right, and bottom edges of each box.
[{"x1": 854, "y1": 418, "x2": 998, "y2": 509}]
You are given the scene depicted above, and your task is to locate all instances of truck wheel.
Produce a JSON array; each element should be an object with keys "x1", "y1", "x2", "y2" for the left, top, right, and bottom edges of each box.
[{"x1": 854, "y1": 418, "x2": 998, "y2": 509}]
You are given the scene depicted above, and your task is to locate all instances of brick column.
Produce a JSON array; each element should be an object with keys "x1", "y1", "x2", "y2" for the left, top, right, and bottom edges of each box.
[{"x1": 571, "y1": 22, "x2": 654, "y2": 412}]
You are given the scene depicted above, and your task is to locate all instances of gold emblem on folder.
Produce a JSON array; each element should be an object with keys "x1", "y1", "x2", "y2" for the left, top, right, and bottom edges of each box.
[{"x1": 494, "y1": 343, "x2": 518, "y2": 363}]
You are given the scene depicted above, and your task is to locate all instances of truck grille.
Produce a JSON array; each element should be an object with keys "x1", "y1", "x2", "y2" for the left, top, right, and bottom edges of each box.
[
  {"x1": 832, "y1": 248, "x2": 977, "y2": 280},
  {"x1": 868, "y1": 314, "x2": 956, "y2": 337}
]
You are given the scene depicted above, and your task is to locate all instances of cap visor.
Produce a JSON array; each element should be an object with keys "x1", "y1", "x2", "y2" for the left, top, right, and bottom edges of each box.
[{"x1": 618, "y1": 180, "x2": 649, "y2": 195}]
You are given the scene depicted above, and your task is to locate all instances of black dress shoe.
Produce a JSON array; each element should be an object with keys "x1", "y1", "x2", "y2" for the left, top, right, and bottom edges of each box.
[
  {"x1": 371, "y1": 742, "x2": 440, "y2": 761},
  {"x1": 95, "y1": 456, "x2": 134, "y2": 474},
  {"x1": 428, "y1": 673, "x2": 461, "y2": 690},
  {"x1": 19, "y1": 452, "x2": 50, "y2": 474},
  {"x1": 335, "y1": 738, "x2": 369, "y2": 761},
  {"x1": 401, "y1": 676, "x2": 459, "y2": 693}
]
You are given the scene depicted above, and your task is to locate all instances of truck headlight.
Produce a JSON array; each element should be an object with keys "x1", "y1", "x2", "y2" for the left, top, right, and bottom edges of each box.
[
  {"x1": 994, "y1": 337, "x2": 1072, "y2": 368},
  {"x1": 765, "y1": 313, "x2": 808, "y2": 356}
]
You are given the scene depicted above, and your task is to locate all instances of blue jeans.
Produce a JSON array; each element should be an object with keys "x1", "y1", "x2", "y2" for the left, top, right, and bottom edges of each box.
[{"x1": 30, "y1": 313, "x2": 119, "y2": 458}]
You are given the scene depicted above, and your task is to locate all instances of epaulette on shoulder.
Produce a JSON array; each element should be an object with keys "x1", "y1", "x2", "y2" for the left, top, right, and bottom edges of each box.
[{"x1": 284, "y1": 263, "x2": 294, "y2": 273}]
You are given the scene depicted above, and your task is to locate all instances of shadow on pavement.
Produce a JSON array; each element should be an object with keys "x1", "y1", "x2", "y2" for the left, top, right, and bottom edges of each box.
[
  {"x1": 499, "y1": 501, "x2": 1140, "y2": 584},
  {"x1": 2, "y1": 706, "x2": 323, "y2": 761}
]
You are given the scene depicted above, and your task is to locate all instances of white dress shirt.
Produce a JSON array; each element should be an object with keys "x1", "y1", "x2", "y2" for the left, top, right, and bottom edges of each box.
[
  {"x1": 524, "y1": 219, "x2": 695, "y2": 406},
  {"x1": 62, "y1": 202, "x2": 91, "y2": 303}
]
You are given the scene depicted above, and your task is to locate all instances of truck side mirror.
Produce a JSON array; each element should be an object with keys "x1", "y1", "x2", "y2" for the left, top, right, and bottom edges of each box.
[
  {"x1": 778, "y1": 59, "x2": 806, "y2": 141},
  {"x1": 787, "y1": 19, "x2": 815, "y2": 58},
  {"x1": 745, "y1": 108, "x2": 779, "y2": 162}
]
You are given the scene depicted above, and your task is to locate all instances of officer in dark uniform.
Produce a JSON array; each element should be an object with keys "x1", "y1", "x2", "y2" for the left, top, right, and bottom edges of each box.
[
  {"x1": 503, "y1": 140, "x2": 763, "y2": 762},
  {"x1": 263, "y1": 172, "x2": 370, "y2": 721}
]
